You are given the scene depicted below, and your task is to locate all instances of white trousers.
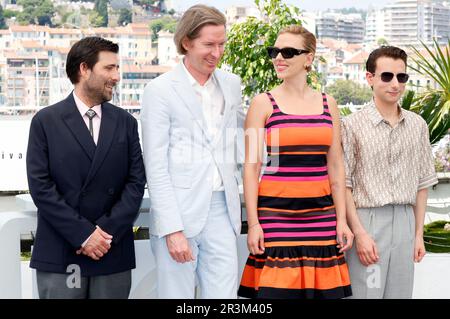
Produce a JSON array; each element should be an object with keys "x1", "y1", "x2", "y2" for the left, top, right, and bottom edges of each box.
[{"x1": 151, "y1": 191, "x2": 238, "y2": 299}]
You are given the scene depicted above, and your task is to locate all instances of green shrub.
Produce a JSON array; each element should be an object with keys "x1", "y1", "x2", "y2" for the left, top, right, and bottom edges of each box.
[{"x1": 424, "y1": 220, "x2": 450, "y2": 253}]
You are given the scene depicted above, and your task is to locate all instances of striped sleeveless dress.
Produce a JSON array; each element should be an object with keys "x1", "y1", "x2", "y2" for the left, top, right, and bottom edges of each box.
[{"x1": 238, "y1": 92, "x2": 352, "y2": 299}]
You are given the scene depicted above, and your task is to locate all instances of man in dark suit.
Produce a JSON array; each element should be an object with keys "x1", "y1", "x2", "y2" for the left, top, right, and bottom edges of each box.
[{"x1": 26, "y1": 37, "x2": 146, "y2": 299}]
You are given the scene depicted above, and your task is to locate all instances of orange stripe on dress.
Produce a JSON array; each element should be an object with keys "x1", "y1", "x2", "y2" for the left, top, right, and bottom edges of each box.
[
  {"x1": 267, "y1": 127, "x2": 333, "y2": 146},
  {"x1": 258, "y1": 264, "x2": 351, "y2": 290},
  {"x1": 240, "y1": 266, "x2": 263, "y2": 289},
  {"x1": 258, "y1": 180, "x2": 331, "y2": 198}
]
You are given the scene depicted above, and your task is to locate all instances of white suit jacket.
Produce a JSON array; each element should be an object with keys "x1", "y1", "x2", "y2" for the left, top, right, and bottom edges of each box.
[{"x1": 141, "y1": 63, "x2": 244, "y2": 238}]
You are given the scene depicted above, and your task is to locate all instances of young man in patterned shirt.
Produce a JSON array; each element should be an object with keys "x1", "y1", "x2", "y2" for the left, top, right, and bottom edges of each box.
[{"x1": 341, "y1": 46, "x2": 438, "y2": 299}]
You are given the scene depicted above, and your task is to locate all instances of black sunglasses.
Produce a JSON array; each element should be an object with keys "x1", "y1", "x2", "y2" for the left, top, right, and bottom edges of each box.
[
  {"x1": 266, "y1": 46, "x2": 309, "y2": 59},
  {"x1": 372, "y1": 72, "x2": 409, "y2": 83}
]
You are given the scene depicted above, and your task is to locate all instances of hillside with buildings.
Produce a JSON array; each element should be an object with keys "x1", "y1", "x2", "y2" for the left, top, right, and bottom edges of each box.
[{"x1": 0, "y1": 0, "x2": 448, "y2": 112}]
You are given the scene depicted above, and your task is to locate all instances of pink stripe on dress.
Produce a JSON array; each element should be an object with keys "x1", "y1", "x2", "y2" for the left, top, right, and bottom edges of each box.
[
  {"x1": 264, "y1": 166, "x2": 328, "y2": 173},
  {"x1": 261, "y1": 221, "x2": 337, "y2": 229},
  {"x1": 261, "y1": 175, "x2": 329, "y2": 182},
  {"x1": 258, "y1": 214, "x2": 336, "y2": 221},
  {"x1": 266, "y1": 114, "x2": 332, "y2": 124},
  {"x1": 269, "y1": 123, "x2": 333, "y2": 129},
  {"x1": 264, "y1": 231, "x2": 337, "y2": 238}
]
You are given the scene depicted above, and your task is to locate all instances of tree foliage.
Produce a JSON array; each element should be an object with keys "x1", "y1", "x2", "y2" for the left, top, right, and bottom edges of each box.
[
  {"x1": 2, "y1": 9, "x2": 18, "y2": 19},
  {"x1": 326, "y1": 79, "x2": 372, "y2": 105},
  {"x1": 17, "y1": 0, "x2": 55, "y2": 26},
  {"x1": 377, "y1": 37, "x2": 388, "y2": 46},
  {"x1": 0, "y1": 5, "x2": 7, "y2": 29},
  {"x1": 149, "y1": 15, "x2": 177, "y2": 41},
  {"x1": 94, "y1": 0, "x2": 108, "y2": 27},
  {"x1": 118, "y1": 8, "x2": 132, "y2": 26},
  {"x1": 89, "y1": 10, "x2": 105, "y2": 27},
  {"x1": 36, "y1": 0, "x2": 54, "y2": 26},
  {"x1": 221, "y1": 0, "x2": 321, "y2": 101}
]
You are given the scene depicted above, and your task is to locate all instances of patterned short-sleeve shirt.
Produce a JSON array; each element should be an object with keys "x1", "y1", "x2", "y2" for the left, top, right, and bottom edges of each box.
[{"x1": 341, "y1": 100, "x2": 438, "y2": 208}]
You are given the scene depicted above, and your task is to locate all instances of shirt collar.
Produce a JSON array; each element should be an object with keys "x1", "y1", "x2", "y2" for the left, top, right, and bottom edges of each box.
[
  {"x1": 366, "y1": 98, "x2": 405, "y2": 126},
  {"x1": 73, "y1": 91, "x2": 102, "y2": 119},
  {"x1": 181, "y1": 58, "x2": 216, "y2": 89}
]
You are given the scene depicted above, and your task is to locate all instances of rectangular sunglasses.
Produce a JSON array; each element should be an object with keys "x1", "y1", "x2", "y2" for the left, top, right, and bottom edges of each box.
[
  {"x1": 373, "y1": 72, "x2": 409, "y2": 83},
  {"x1": 267, "y1": 46, "x2": 309, "y2": 59}
]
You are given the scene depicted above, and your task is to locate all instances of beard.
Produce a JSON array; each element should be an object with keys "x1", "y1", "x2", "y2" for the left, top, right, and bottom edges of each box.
[{"x1": 83, "y1": 77, "x2": 115, "y2": 105}]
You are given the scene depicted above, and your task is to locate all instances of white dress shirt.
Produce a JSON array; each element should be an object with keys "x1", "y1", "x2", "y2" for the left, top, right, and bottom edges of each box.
[
  {"x1": 181, "y1": 60, "x2": 225, "y2": 191},
  {"x1": 73, "y1": 91, "x2": 103, "y2": 247},
  {"x1": 73, "y1": 91, "x2": 102, "y2": 145}
]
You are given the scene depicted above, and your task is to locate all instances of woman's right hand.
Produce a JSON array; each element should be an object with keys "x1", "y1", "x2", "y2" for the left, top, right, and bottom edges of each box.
[{"x1": 247, "y1": 223, "x2": 265, "y2": 255}]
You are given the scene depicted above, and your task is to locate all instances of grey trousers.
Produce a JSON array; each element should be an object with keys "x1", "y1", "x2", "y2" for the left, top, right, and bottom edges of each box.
[
  {"x1": 36, "y1": 269, "x2": 132, "y2": 299},
  {"x1": 345, "y1": 205, "x2": 415, "y2": 299}
]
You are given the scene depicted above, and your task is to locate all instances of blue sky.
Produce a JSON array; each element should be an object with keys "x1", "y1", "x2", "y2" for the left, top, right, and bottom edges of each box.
[{"x1": 172, "y1": 0, "x2": 393, "y2": 12}]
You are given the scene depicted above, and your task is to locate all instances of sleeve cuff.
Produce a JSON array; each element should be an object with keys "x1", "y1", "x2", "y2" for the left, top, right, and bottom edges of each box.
[
  {"x1": 158, "y1": 226, "x2": 184, "y2": 239},
  {"x1": 81, "y1": 234, "x2": 92, "y2": 248},
  {"x1": 418, "y1": 174, "x2": 438, "y2": 190},
  {"x1": 345, "y1": 177, "x2": 353, "y2": 189}
]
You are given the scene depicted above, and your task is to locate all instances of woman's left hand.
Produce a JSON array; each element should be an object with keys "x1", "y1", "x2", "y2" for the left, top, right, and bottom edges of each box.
[{"x1": 336, "y1": 221, "x2": 354, "y2": 253}]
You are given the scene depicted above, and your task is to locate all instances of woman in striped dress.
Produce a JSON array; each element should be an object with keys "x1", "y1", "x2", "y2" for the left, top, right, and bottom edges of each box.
[{"x1": 238, "y1": 25, "x2": 354, "y2": 299}]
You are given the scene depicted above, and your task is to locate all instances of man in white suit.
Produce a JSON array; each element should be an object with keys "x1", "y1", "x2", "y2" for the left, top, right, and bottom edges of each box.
[{"x1": 141, "y1": 4, "x2": 244, "y2": 299}]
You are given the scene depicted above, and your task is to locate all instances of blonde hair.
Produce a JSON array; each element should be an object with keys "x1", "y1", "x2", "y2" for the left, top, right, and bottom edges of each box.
[
  {"x1": 279, "y1": 25, "x2": 316, "y2": 72},
  {"x1": 174, "y1": 4, "x2": 226, "y2": 55}
]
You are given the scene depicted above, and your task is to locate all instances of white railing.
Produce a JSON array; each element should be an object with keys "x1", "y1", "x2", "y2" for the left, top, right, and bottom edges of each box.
[{"x1": 1, "y1": 179, "x2": 450, "y2": 299}]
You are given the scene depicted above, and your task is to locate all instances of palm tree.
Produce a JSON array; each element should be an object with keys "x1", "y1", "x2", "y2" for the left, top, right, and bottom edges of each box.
[{"x1": 406, "y1": 39, "x2": 450, "y2": 144}]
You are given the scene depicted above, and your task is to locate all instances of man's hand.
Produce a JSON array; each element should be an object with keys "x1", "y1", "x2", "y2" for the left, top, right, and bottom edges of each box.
[
  {"x1": 414, "y1": 235, "x2": 426, "y2": 263},
  {"x1": 355, "y1": 232, "x2": 379, "y2": 266},
  {"x1": 76, "y1": 227, "x2": 113, "y2": 261},
  {"x1": 166, "y1": 231, "x2": 194, "y2": 263}
]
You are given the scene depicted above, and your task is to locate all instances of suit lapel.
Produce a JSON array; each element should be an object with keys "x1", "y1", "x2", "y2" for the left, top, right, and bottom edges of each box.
[
  {"x1": 211, "y1": 70, "x2": 232, "y2": 147},
  {"x1": 171, "y1": 64, "x2": 211, "y2": 141},
  {"x1": 83, "y1": 102, "x2": 118, "y2": 187},
  {"x1": 61, "y1": 93, "x2": 96, "y2": 161}
]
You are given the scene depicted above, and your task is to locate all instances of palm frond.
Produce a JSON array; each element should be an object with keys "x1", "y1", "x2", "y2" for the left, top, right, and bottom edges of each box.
[
  {"x1": 408, "y1": 40, "x2": 450, "y2": 143},
  {"x1": 401, "y1": 90, "x2": 415, "y2": 110}
]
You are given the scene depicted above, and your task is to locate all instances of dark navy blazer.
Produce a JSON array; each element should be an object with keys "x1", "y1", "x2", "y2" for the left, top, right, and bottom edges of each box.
[{"x1": 26, "y1": 93, "x2": 146, "y2": 276}]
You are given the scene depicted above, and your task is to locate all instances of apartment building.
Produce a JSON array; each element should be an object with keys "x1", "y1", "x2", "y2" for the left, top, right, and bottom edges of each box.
[
  {"x1": 4, "y1": 52, "x2": 50, "y2": 108},
  {"x1": 315, "y1": 12, "x2": 365, "y2": 43},
  {"x1": 366, "y1": 0, "x2": 450, "y2": 46}
]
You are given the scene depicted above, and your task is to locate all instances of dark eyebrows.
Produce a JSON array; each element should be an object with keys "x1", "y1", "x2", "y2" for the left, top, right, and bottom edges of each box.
[{"x1": 104, "y1": 64, "x2": 119, "y2": 69}]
